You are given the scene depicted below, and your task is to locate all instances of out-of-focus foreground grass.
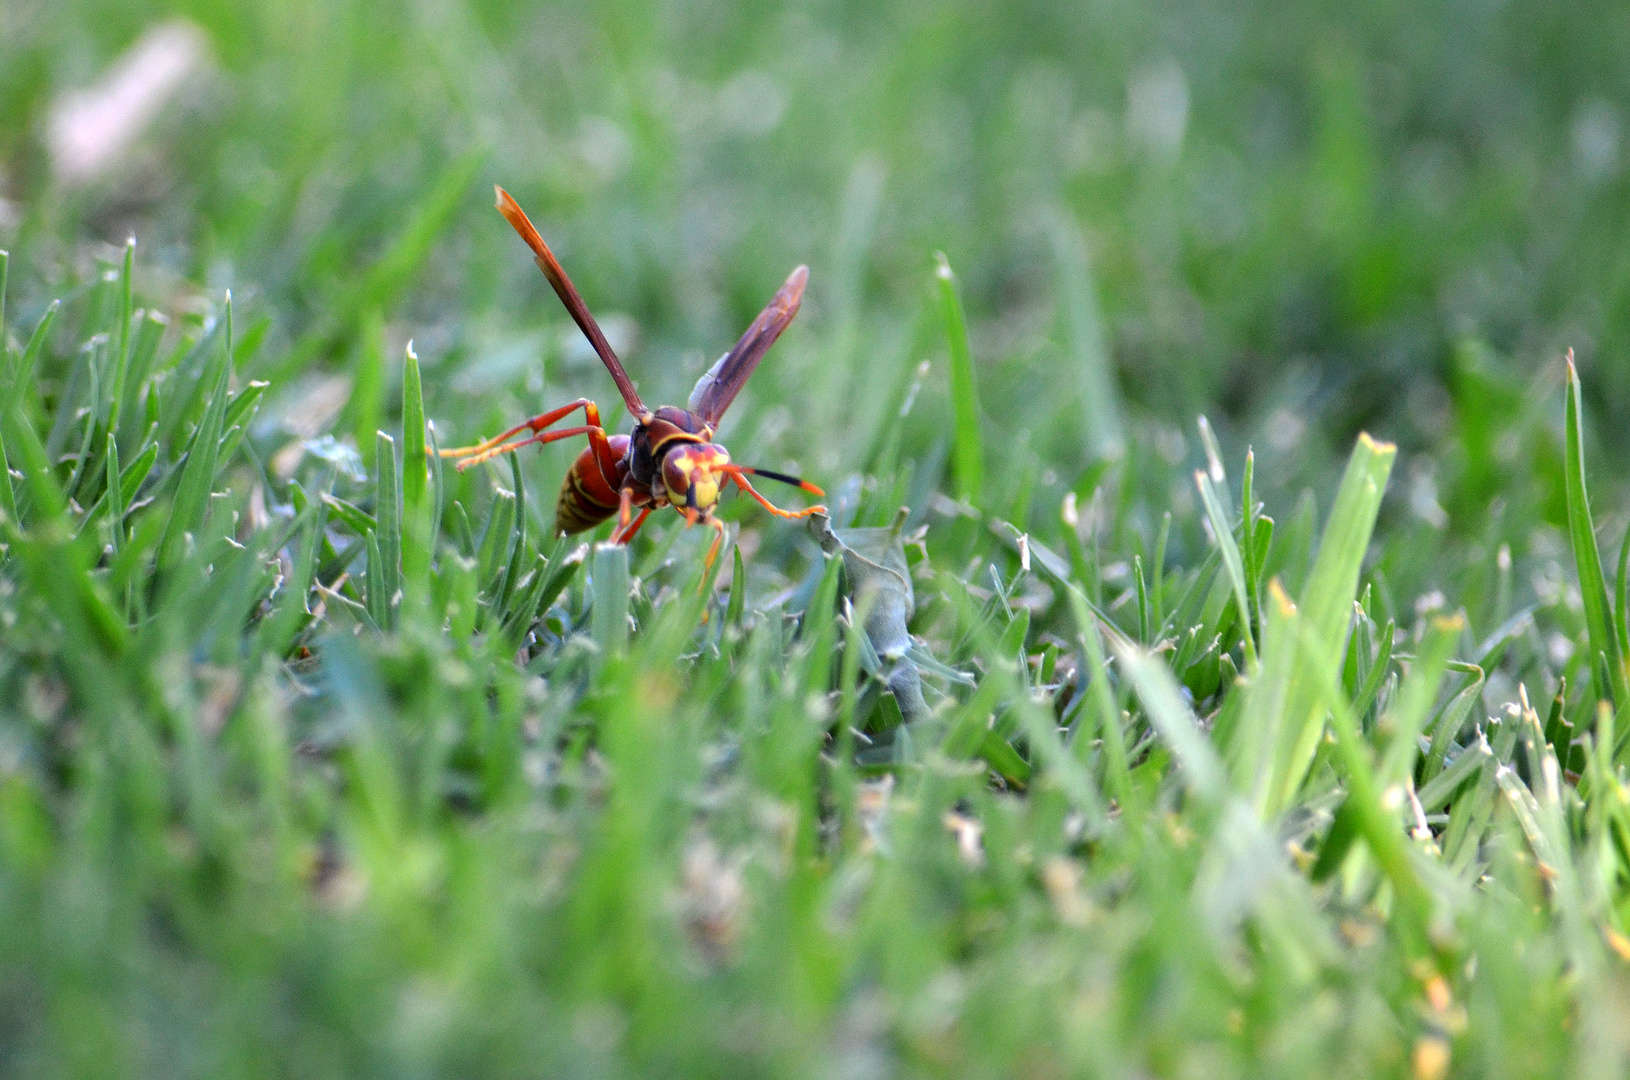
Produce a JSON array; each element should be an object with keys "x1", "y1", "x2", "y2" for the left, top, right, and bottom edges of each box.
[{"x1": 7, "y1": 1, "x2": 1630, "y2": 1076}]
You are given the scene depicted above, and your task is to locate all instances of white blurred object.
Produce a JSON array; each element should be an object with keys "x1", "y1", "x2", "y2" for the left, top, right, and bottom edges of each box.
[
  {"x1": 1126, "y1": 58, "x2": 1188, "y2": 161},
  {"x1": 49, "y1": 20, "x2": 208, "y2": 186},
  {"x1": 716, "y1": 70, "x2": 786, "y2": 137},
  {"x1": 1572, "y1": 97, "x2": 1621, "y2": 182}
]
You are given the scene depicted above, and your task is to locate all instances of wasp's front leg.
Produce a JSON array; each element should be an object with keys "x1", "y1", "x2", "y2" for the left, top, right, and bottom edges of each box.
[{"x1": 441, "y1": 398, "x2": 614, "y2": 471}]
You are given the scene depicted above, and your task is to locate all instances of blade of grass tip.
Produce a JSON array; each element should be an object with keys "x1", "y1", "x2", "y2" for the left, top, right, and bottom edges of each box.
[
  {"x1": 221, "y1": 379, "x2": 270, "y2": 435},
  {"x1": 108, "y1": 238, "x2": 134, "y2": 433},
  {"x1": 104, "y1": 434, "x2": 123, "y2": 557},
  {"x1": 726, "y1": 541, "x2": 747, "y2": 628},
  {"x1": 1263, "y1": 431, "x2": 1395, "y2": 813},
  {"x1": 1196, "y1": 415, "x2": 1226, "y2": 483},
  {"x1": 1541, "y1": 678, "x2": 1569, "y2": 758},
  {"x1": 400, "y1": 342, "x2": 431, "y2": 596},
  {"x1": 590, "y1": 542, "x2": 631, "y2": 664},
  {"x1": 450, "y1": 501, "x2": 475, "y2": 558},
  {"x1": 374, "y1": 430, "x2": 400, "y2": 630},
  {"x1": 1134, "y1": 554, "x2": 1149, "y2": 643},
  {"x1": 934, "y1": 253, "x2": 983, "y2": 506},
  {"x1": 1563, "y1": 352, "x2": 1629, "y2": 715},
  {"x1": 115, "y1": 439, "x2": 157, "y2": 511},
  {"x1": 1195, "y1": 466, "x2": 1257, "y2": 669},
  {"x1": 1350, "y1": 617, "x2": 1395, "y2": 723}
]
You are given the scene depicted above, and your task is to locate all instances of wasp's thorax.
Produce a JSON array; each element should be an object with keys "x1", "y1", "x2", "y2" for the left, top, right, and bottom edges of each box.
[{"x1": 661, "y1": 443, "x2": 732, "y2": 515}]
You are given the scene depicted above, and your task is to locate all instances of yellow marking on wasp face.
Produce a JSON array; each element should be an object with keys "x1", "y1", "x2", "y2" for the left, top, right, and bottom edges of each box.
[{"x1": 664, "y1": 444, "x2": 731, "y2": 513}]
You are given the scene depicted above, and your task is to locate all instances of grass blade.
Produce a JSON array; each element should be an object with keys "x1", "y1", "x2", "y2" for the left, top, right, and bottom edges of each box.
[
  {"x1": 1376, "y1": 614, "x2": 1463, "y2": 785},
  {"x1": 1562, "y1": 352, "x2": 1628, "y2": 720},
  {"x1": 1115, "y1": 638, "x2": 1226, "y2": 803},
  {"x1": 934, "y1": 253, "x2": 983, "y2": 505},
  {"x1": 158, "y1": 294, "x2": 234, "y2": 574},
  {"x1": 493, "y1": 452, "x2": 527, "y2": 619},
  {"x1": 374, "y1": 430, "x2": 400, "y2": 630},
  {"x1": 1067, "y1": 588, "x2": 1134, "y2": 810},
  {"x1": 118, "y1": 310, "x2": 167, "y2": 445},
  {"x1": 104, "y1": 434, "x2": 123, "y2": 557},
  {"x1": 590, "y1": 541, "x2": 631, "y2": 663},
  {"x1": 1287, "y1": 598, "x2": 1434, "y2": 960},
  {"x1": 400, "y1": 341, "x2": 431, "y2": 595},
  {"x1": 3, "y1": 300, "x2": 59, "y2": 419},
  {"x1": 1194, "y1": 463, "x2": 1257, "y2": 668},
  {"x1": 107, "y1": 238, "x2": 134, "y2": 433},
  {"x1": 1235, "y1": 433, "x2": 1395, "y2": 816},
  {"x1": 726, "y1": 541, "x2": 747, "y2": 628}
]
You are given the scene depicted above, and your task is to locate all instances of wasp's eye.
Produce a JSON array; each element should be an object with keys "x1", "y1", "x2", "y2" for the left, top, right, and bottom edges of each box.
[{"x1": 662, "y1": 453, "x2": 691, "y2": 500}]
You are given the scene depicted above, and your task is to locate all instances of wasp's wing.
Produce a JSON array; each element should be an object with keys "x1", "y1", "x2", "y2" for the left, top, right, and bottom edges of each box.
[
  {"x1": 495, "y1": 186, "x2": 648, "y2": 418},
  {"x1": 688, "y1": 265, "x2": 807, "y2": 426}
]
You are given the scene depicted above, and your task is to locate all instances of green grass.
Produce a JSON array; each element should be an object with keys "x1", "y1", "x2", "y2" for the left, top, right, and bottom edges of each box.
[{"x1": 8, "y1": 1, "x2": 1630, "y2": 1076}]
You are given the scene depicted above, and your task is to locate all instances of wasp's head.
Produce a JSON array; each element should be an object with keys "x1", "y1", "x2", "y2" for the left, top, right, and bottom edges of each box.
[{"x1": 661, "y1": 442, "x2": 733, "y2": 517}]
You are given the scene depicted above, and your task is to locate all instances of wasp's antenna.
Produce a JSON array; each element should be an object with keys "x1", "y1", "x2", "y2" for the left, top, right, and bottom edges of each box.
[{"x1": 733, "y1": 466, "x2": 824, "y2": 497}]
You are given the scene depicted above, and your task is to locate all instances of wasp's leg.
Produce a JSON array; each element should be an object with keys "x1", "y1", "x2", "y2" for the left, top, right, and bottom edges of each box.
[
  {"x1": 727, "y1": 471, "x2": 827, "y2": 520},
  {"x1": 441, "y1": 399, "x2": 611, "y2": 468},
  {"x1": 446, "y1": 424, "x2": 608, "y2": 472},
  {"x1": 611, "y1": 504, "x2": 652, "y2": 545},
  {"x1": 696, "y1": 516, "x2": 730, "y2": 597}
]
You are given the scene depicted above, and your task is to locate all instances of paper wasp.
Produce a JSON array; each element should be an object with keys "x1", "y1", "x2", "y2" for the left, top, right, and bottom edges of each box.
[{"x1": 442, "y1": 187, "x2": 826, "y2": 569}]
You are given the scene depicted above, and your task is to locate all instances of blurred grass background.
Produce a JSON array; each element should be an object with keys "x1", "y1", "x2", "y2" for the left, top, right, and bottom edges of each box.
[
  {"x1": 8, "y1": 1, "x2": 1630, "y2": 1076},
  {"x1": 8, "y1": 0, "x2": 1630, "y2": 475}
]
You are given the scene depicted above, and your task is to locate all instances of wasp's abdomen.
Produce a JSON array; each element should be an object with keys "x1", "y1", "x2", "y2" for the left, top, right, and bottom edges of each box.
[{"x1": 556, "y1": 434, "x2": 631, "y2": 534}]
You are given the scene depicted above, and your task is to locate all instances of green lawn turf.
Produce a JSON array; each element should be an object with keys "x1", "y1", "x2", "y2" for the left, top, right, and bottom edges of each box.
[{"x1": 5, "y1": 1, "x2": 1630, "y2": 1075}]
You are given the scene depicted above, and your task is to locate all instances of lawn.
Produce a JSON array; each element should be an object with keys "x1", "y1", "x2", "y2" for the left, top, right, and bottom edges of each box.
[{"x1": 5, "y1": 1, "x2": 1630, "y2": 1076}]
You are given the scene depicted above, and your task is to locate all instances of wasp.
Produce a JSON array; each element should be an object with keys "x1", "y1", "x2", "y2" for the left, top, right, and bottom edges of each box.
[{"x1": 442, "y1": 187, "x2": 826, "y2": 569}]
